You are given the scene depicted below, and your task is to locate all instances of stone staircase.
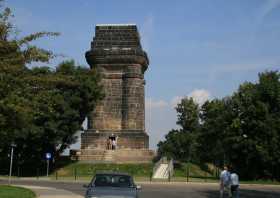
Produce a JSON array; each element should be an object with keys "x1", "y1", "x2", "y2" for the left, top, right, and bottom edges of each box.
[
  {"x1": 103, "y1": 150, "x2": 114, "y2": 162},
  {"x1": 153, "y1": 164, "x2": 169, "y2": 179},
  {"x1": 71, "y1": 149, "x2": 154, "y2": 163},
  {"x1": 152, "y1": 157, "x2": 174, "y2": 179},
  {"x1": 77, "y1": 149, "x2": 105, "y2": 161}
]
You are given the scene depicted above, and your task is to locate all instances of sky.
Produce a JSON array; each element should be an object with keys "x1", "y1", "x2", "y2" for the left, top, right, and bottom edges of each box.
[{"x1": 6, "y1": 0, "x2": 280, "y2": 150}]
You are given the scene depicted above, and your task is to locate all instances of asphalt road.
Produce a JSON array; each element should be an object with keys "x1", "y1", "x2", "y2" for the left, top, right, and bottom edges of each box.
[{"x1": 1, "y1": 179, "x2": 280, "y2": 198}]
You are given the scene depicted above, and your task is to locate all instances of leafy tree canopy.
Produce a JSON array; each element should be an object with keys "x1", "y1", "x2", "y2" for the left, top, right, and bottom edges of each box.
[
  {"x1": 157, "y1": 97, "x2": 199, "y2": 162},
  {"x1": 158, "y1": 71, "x2": 280, "y2": 180},
  {"x1": 0, "y1": 1, "x2": 102, "y2": 169}
]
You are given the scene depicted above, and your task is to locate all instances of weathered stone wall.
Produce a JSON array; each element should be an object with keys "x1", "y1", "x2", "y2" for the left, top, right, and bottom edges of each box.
[
  {"x1": 81, "y1": 24, "x2": 150, "y2": 152},
  {"x1": 122, "y1": 71, "x2": 145, "y2": 130},
  {"x1": 89, "y1": 63, "x2": 145, "y2": 131},
  {"x1": 91, "y1": 77, "x2": 123, "y2": 130},
  {"x1": 92, "y1": 24, "x2": 141, "y2": 49}
]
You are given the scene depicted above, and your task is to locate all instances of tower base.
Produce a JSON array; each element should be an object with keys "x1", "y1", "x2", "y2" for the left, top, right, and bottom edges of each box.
[
  {"x1": 75, "y1": 130, "x2": 154, "y2": 163},
  {"x1": 81, "y1": 130, "x2": 149, "y2": 150},
  {"x1": 71, "y1": 149, "x2": 155, "y2": 164}
]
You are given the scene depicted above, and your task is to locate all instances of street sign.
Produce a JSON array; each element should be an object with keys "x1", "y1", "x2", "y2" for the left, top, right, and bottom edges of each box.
[
  {"x1": 46, "y1": 153, "x2": 51, "y2": 160},
  {"x1": 45, "y1": 153, "x2": 52, "y2": 177}
]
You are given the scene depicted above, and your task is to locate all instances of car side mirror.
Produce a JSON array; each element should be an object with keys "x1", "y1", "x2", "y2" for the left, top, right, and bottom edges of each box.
[{"x1": 136, "y1": 185, "x2": 142, "y2": 190}]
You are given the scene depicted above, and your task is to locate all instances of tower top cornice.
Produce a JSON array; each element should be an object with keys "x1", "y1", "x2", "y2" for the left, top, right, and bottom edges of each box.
[{"x1": 85, "y1": 24, "x2": 149, "y2": 70}]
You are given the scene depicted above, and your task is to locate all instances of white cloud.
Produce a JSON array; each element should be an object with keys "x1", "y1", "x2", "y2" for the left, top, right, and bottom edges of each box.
[
  {"x1": 188, "y1": 89, "x2": 211, "y2": 105},
  {"x1": 170, "y1": 89, "x2": 211, "y2": 107},
  {"x1": 146, "y1": 98, "x2": 168, "y2": 109},
  {"x1": 170, "y1": 96, "x2": 184, "y2": 107}
]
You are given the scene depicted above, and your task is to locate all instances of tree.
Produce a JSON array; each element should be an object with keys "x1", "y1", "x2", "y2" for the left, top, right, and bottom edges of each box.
[
  {"x1": 0, "y1": 59, "x2": 102, "y2": 170},
  {"x1": 0, "y1": 0, "x2": 59, "y2": 165},
  {"x1": 157, "y1": 97, "x2": 200, "y2": 162},
  {"x1": 157, "y1": 70, "x2": 280, "y2": 180},
  {"x1": 197, "y1": 99, "x2": 229, "y2": 165},
  {"x1": 196, "y1": 71, "x2": 280, "y2": 180},
  {"x1": 176, "y1": 97, "x2": 199, "y2": 132},
  {"x1": 225, "y1": 71, "x2": 280, "y2": 179},
  {"x1": 17, "y1": 61, "x2": 102, "y2": 169},
  {"x1": 0, "y1": 1, "x2": 59, "y2": 68},
  {"x1": 0, "y1": 1, "x2": 103, "y2": 171}
]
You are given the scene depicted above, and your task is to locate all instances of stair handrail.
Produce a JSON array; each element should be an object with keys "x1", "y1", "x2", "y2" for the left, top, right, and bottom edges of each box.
[
  {"x1": 162, "y1": 158, "x2": 173, "y2": 178},
  {"x1": 152, "y1": 157, "x2": 169, "y2": 178},
  {"x1": 167, "y1": 158, "x2": 174, "y2": 178},
  {"x1": 152, "y1": 158, "x2": 162, "y2": 177}
]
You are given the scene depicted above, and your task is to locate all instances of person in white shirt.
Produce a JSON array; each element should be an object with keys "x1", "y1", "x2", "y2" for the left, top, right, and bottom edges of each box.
[
  {"x1": 112, "y1": 139, "x2": 116, "y2": 150},
  {"x1": 230, "y1": 170, "x2": 239, "y2": 198},
  {"x1": 220, "y1": 166, "x2": 231, "y2": 198}
]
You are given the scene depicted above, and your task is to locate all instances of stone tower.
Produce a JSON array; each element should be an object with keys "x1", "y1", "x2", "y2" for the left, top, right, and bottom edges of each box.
[{"x1": 77, "y1": 24, "x2": 154, "y2": 163}]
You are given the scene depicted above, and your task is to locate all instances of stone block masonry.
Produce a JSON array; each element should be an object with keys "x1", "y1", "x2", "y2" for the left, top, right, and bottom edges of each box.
[{"x1": 76, "y1": 24, "x2": 154, "y2": 163}]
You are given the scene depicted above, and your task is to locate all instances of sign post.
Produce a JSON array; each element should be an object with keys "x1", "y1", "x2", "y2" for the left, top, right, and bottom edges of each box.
[
  {"x1": 45, "y1": 153, "x2": 51, "y2": 177},
  {"x1": 8, "y1": 143, "x2": 16, "y2": 185}
]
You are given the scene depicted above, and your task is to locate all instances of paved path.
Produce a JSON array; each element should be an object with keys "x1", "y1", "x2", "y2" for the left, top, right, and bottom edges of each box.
[
  {"x1": 1, "y1": 179, "x2": 280, "y2": 198},
  {"x1": 139, "y1": 183, "x2": 280, "y2": 198},
  {"x1": 15, "y1": 185, "x2": 83, "y2": 198}
]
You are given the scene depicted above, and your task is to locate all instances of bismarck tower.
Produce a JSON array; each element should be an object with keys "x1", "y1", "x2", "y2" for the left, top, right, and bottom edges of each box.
[{"x1": 77, "y1": 24, "x2": 154, "y2": 163}]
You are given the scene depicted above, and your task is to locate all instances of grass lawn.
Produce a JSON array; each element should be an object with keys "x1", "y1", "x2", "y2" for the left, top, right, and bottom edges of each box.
[
  {"x1": 174, "y1": 162, "x2": 219, "y2": 178},
  {"x1": 0, "y1": 185, "x2": 36, "y2": 198},
  {"x1": 52, "y1": 162, "x2": 153, "y2": 178},
  {"x1": 53, "y1": 161, "x2": 218, "y2": 178},
  {"x1": 50, "y1": 161, "x2": 220, "y2": 182}
]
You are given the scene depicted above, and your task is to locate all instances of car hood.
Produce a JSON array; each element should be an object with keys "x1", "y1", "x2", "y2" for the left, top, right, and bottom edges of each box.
[{"x1": 86, "y1": 187, "x2": 137, "y2": 198}]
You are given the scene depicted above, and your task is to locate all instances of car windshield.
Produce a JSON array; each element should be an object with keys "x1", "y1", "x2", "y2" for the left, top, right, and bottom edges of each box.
[{"x1": 93, "y1": 174, "x2": 134, "y2": 188}]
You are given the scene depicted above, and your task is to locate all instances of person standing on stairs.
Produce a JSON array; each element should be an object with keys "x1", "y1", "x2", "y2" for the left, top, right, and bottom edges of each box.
[{"x1": 112, "y1": 139, "x2": 116, "y2": 150}]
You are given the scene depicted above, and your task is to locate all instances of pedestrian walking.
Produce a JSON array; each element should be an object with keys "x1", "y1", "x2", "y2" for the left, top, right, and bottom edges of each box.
[
  {"x1": 220, "y1": 165, "x2": 231, "y2": 198},
  {"x1": 230, "y1": 170, "x2": 239, "y2": 198}
]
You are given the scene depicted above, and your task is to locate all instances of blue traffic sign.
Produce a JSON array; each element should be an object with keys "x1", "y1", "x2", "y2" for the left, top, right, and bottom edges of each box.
[{"x1": 46, "y1": 153, "x2": 52, "y2": 160}]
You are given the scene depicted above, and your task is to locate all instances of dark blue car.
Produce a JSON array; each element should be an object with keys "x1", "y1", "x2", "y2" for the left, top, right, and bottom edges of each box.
[{"x1": 84, "y1": 172, "x2": 141, "y2": 198}]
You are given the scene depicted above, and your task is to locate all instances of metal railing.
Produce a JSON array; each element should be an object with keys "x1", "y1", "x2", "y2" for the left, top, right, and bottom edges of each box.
[
  {"x1": 152, "y1": 157, "x2": 166, "y2": 178},
  {"x1": 168, "y1": 158, "x2": 174, "y2": 178},
  {"x1": 152, "y1": 157, "x2": 173, "y2": 179}
]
